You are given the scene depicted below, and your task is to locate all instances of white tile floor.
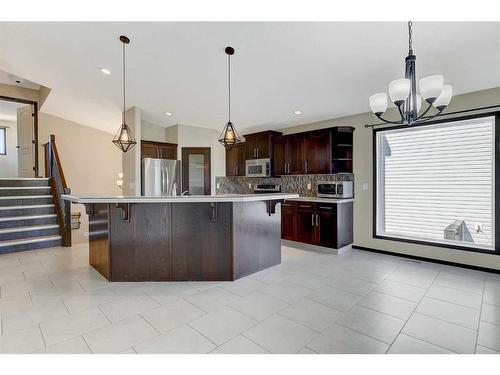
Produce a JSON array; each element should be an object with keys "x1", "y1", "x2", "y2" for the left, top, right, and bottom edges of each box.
[{"x1": 1, "y1": 243, "x2": 500, "y2": 354}]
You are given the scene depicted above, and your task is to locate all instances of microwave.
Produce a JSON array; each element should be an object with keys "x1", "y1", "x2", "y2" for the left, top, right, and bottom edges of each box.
[
  {"x1": 317, "y1": 180, "x2": 353, "y2": 199},
  {"x1": 246, "y1": 158, "x2": 271, "y2": 177}
]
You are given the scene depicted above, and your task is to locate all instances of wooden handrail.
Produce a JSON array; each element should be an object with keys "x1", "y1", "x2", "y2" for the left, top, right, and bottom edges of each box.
[{"x1": 43, "y1": 134, "x2": 71, "y2": 247}]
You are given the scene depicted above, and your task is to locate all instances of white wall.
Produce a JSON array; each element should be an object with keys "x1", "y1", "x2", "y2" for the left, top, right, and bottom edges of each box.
[
  {"x1": 122, "y1": 107, "x2": 142, "y2": 196},
  {"x1": 166, "y1": 124, "x2": 225, "y2": 195},
  {"x1": 281, "y1": 86, "x2": 500, "y2": 270},
  {"x1": 0, "y1": 120, "x2": 18, "y2": 177},
  {"x1": 141, "y1": 120, "x2": 168, "y2": 142}
]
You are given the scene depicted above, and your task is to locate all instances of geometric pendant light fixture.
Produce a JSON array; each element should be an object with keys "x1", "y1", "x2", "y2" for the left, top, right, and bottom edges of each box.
[
  {"x1": 112, "y1": 35, "x2": 137, "y2": 153},
  {"x1": 368, "y1": 22, "x2": 453, "y2": 126},
  {"x1": 218, "y1": 46, "x2": 243, "y2": 150}
]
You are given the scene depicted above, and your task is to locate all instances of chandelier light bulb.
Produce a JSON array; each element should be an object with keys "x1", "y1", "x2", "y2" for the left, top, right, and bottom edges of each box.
[
  {"x1": 419, "y1": 75, "x2": 444, "y2": 103},
  {"x1": 388, "y1": 78, "x2": 411, "y2": 106},
  {"x1": 433, "y1": 84, "x2": 453, "y2": 110},
  {"x1": 369, "y1": 93, "x2": 388, "y2": 115}
]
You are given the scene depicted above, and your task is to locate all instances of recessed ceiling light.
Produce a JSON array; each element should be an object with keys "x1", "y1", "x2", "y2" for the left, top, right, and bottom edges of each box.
[
  {"x1": 100, "y1": 68, "x2": 111, "y2": 75},
  {"x1": 164, "y1": 112, "x2": 173, "y2": 116},
  {"x1": 294, "y1": 110, "x2": 302, "y2": 115}
]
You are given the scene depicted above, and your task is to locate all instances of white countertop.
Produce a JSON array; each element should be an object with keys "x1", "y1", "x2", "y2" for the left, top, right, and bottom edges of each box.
[
  {"x1": 62, "y1": 193, "x2": 299, "y2": 204},
  {"x1": 285, "y1": 197, "x2": 354, "y2": 204}
]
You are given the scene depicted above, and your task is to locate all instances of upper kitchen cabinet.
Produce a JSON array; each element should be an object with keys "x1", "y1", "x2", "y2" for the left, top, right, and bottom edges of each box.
[
  {"x1": 303, "y1": 129, "x2": 332, "y2": 174},
  {"x1": 273, "y1": 133, "x2": 306, "y2": 175},
  {"x1": 141, "y1": 140, "x2": 178, "y2": 160},
  {"x1": 331, "y1": 127, "x2": 354, "y2": 173},
  {"x1": 225, "y1": 142, "x2": 246, "y2": 177},
  {"x1": 244, "y1": 130, "x2": 282, "y2": 160}
]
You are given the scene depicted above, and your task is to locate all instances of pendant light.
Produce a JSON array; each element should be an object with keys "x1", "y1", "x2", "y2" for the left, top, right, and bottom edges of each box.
[
  {"x1": 112, "y1": 35, "x2": 137, "y2": 153},
  {"x1": 218, "y1": 46, "x2": 243, "y2": 150},
  {"x1": 368, "y1": 22, "x2": 453, "y2": 126}
]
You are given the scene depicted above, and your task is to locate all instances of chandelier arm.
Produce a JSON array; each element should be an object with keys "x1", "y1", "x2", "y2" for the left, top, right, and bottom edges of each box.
[
  {"x1": 375, "y1": 113, "x2": 404, "y2": 125},
  {"x1": 414, "y1": 101, "x2": 434, "y2": 122},
  {"x1": 413, "y1": 107, "x2": 445, "y2": 125}
]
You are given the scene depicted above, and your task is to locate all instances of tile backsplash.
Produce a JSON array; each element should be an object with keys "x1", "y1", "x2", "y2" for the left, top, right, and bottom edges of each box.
[{"x1": 215, "y1": 174, "x2": 354, "y2": 196}]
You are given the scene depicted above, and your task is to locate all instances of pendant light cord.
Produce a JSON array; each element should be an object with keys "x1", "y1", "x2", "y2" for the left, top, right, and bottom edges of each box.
[
  {"x1": 408, "y1": 21, "x2": 413, "y2": 55},
  {"x1": 122, "y1": 40, "x2": 126, "y2": 125},
  {"x1": 228, "y1": 53, "x2": 231, "y2": 123}
]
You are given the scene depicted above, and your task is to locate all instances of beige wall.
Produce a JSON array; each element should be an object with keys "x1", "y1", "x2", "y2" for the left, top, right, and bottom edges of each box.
[
  {"x1": 141, "y1": 120, "x2": 168, "y2": 143},
  {"x1": 174, "y1": 124, "x2": 225, "y2": 195},
  {"x1": 0, "y1": 120, "x2": 18, "y2": 177},
  {"x1": 38, "y1": 112, "x2": 122, "y2": 244},
  {"x1": 282, "y1": 87, "x2": 500, "y2": 270},
  {"x1": 122, "y1": 107, "x2": 142, "y2": 196}
]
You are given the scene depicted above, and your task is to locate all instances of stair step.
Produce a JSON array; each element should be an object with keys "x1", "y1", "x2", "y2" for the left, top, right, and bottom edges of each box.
[
  {"x1": 0, "y1": 235, "x2": 62, "y2": 249},
  {"x1": 0, "y1": 214, "x2": 57, "y2": 222},
  {"x1": 0, "y1": 178, "x2": 50, "y2": 187},
  {"x1": 0, "y1": 186, "x2": 51, "y2": 190},
  {"x1": 0, "y1": 195, "x2": 53, "y2": 200},
  {"x1": 0, "y1": 204, "x2": 55, "y2": 211},
  {"x1": 0, "y1": 224, "x2": 59, "y2": 235}
]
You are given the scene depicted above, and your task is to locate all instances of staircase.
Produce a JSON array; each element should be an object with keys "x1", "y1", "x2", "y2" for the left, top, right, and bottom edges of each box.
[{"x1": 0, "y1": 178, "x2": 62, "y2": 254}]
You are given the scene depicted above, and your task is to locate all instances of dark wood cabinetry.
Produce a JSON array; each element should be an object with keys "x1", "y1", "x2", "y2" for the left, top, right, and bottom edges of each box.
[
  {"x1": 141, "y1": 140, "x2": 178, "y2": 160},
  {"x1": 244, "y1": 131, "x2": 282, "y2": 160},
  {"x1": 304, "y1": 130, "x2": 332, "y2": 174},
  {"x1": 225, "y1": 143, "x2": 246, "y2": 177},
  {"x1": 281, "y1": 200, "x2": 353, "y2": 249},
  {"x1": 332, "y1": 127, "x2": 354, "y2": 174}
]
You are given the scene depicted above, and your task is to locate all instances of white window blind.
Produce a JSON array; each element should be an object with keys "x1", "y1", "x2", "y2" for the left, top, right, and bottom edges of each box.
[
  {"x1": 0, "y1": 128, "x2": 6, "y2": 155},
  {"x1": 375, "y1": 116, "x2": 495, "y2": 251}
]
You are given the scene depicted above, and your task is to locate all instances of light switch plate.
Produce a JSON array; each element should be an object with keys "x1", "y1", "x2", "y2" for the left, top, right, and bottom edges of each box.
[
  {"x1": 362, "y1": 183, "x2": 369, "y2": 191},
  {"x1": 248, "y1": 183, "x2": 252, "y2": 189},
  {"x1": 216, "y1": 183, "x2": 220, "y2": 189}
]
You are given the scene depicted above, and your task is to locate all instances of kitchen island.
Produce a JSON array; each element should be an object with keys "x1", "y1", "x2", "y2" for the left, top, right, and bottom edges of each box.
[{"x1": 62, "y1": 194, "x2": 298, "y2": 282}]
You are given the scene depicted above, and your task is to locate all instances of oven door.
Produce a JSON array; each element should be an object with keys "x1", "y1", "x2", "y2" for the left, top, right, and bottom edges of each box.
[{"x1": 246, "y1": 159, "x2": 270, "y2": 177}]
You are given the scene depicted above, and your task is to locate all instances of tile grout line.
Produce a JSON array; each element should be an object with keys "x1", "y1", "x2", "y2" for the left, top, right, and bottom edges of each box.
[
  {"x1": 384, "y1": 266, "x2": 440, "y2": 354},
  {"x1": 80, "y1": 334, "x2": 94, "y2": 354},
  {"x1": 399, "y1": 332, "x2": 458, "y2": 354},
  {"x1": 473, "y1": 276, "x2": 487, "y2": 353}
]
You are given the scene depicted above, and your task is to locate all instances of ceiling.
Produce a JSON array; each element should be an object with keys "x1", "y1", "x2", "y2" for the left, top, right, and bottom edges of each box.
[
  {"x1": 0, "y1": 69, "x2": 40, "y2": 90},
  {"x1": 0, "y1": 22, "x2": 499, "y2": 134},
  {"x1": 0, "y1": 99, "x2": 28, "y2": 121}
]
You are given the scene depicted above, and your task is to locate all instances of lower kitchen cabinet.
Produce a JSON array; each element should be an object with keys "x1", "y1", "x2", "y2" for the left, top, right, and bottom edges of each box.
[{"x1": 281, "y1": 200, "x2": 353, "y2": 249}]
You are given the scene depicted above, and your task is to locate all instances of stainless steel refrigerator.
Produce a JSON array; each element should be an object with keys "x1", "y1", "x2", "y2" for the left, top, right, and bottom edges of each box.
[{"x1": 142, "y1": 158, "x2": 181, "y2": 196}]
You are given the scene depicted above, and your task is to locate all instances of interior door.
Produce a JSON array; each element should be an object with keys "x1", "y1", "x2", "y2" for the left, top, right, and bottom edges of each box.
[
  {"x1": 182, "y1": 147, "x2": 211, "y2": 195},
  {"x1": 17, "y1": 105, "x2": 34, "y2": 177}
]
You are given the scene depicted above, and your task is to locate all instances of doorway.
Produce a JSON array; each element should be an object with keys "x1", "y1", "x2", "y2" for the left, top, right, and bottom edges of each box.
[
  {"x1": 0, "y1": 96, "x2": 38, "y2": 178},
  {"x1": 181, "y1": 147, "x2": 211, "y2": 195}
]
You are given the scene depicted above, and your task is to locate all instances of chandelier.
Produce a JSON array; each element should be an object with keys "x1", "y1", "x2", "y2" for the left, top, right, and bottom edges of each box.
[
  {"x1": 112, "y1": 35, "x2": 137, "y2": 153},
  {"x1": 369, "y1": 22, "x2": 453, "y2": 126},
  {"x1": 218, "y1": 46, "x2": 243, "y2": 150}
]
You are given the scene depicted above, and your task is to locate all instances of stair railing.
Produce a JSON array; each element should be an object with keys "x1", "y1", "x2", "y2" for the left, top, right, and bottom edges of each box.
[{"x1": 43, "y1": 135, "x2": 71, "y2": 247}]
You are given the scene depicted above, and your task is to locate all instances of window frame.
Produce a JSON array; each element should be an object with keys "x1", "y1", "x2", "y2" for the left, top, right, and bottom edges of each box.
[
  {"x1": 372, "y1": 111, "x2": 500, "y2": 255},
  {"x1": 0, "y1": 127, "x2": 6, "y2": 155}
]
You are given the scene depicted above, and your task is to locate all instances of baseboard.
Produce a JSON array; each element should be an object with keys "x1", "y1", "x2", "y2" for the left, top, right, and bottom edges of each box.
[
  {"x1": 282, "y1": 240, "x2": 352, "y2": 255},
  {"x1": 352, "y1": 245, "x2": 500, "y2": 275}
]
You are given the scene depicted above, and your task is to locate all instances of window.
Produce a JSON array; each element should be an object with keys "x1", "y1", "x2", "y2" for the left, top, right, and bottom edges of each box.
[
  {"x1": 375, "y1": 115, "x2": 496, "y2": 252},
  {"x1": 0, "y1": 128, "x2": 6, "y2": 155}
]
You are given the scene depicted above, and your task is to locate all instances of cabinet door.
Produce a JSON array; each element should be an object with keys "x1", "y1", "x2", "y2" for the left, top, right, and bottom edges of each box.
[
  {"x1": 281, "y1": 201, "x2": 295, "y2": 240},
  {"x1": 273, "y1": 137, "x2": 286, "y2": 176},
  {"x1": 245, "y1": 136, "x2": 257, "y2": 160},
  {"x1": 159, "y1": 144, "x2": 177, "y2": 160},
  {"x1": 286, "y1": 134, "x2": 305, "y2": 174},
  {"x1": 304, "y1": 130, "x2": 331, "y2": 174},
  {"x1": 316, "y1": 210, "x2": 337, "y2": 248},
  {"x1": 255, "y1": 133, "x2": 270, "y2": 159},
  {"x1": 225, "y1": 146, "x2": 238, "y2": 177},
  {"x1": 237, "y1": 143, "x2": 246, "y2": 176},
  {"x1": 141, "y1": 142, "x2": 158, "y2": 159},
  {"x1": 296, "y1": 208, "x2": 316, "y2": 244}
]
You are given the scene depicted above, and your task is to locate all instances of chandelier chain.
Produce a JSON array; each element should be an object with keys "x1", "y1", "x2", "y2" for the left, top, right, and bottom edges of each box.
[
  {"x1": 408, "y1": 21, "x2": 413, "y2": 55},
  {"x1": 228, "y1": 53, "x2": 231, "y2": 123},
  {"x1": 122, "y1": 40, "x2": 126, "y2": 125}
]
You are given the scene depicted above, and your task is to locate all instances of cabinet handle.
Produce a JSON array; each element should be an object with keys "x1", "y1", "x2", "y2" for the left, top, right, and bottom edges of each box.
[
  {"x1": 287, "y1": 163, "x2": 289, "y2": 174},
  {"x1": 254, "y1": 148, "x2": 256, "y2": 158},
  {"x1": 209, "y1": 202, "x2": 217, "y2": 222},
  {"x1": 305, "y1": 161, "x2": 308, "y2": 173},
  {"x1": 256, "y1": 147, "x2": 259, "y2": 158},
  {"x1": 311, "y1": 213, "x2": 315, "y2": 227},
  {"x1": 316, "y1": 214, "x2": 319, "y2": 226},
  {"x1": 319, "y1": 206, "x2": 332, "y2": 210},
  {"x1": 299, "y1": 205, "x2": 311, "y2": 208}
]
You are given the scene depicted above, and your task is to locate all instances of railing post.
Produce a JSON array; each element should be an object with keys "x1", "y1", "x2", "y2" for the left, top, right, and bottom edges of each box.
[{"x1": 63, "y1": 187, "x2": 72, "y2": 247}]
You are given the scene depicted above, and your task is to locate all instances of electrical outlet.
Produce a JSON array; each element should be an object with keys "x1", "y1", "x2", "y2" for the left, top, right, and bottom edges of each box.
[
  {"x1": 362, "y1": 183, "x2": 369, "y2": 191},
  {"x1": 216, "y1": 182, "x2": 220, "y2": 189},
  {"x1": 306, "y1": 183, "x2": 312, "y2": 190},
  {"x1": 248, "y1": 183, "x2": 252, "y2": 189}
]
